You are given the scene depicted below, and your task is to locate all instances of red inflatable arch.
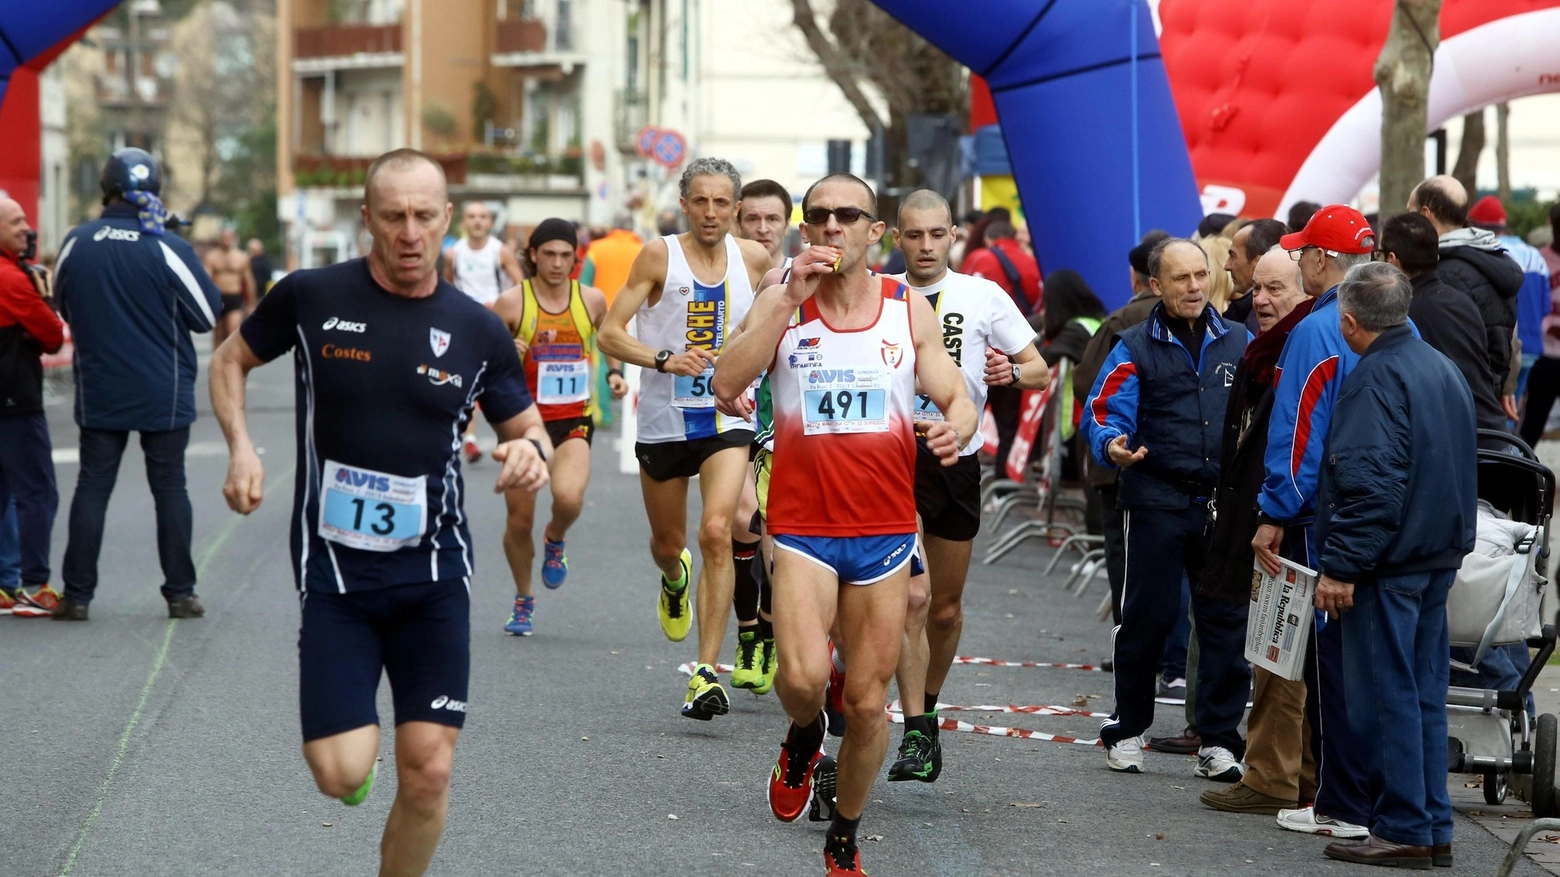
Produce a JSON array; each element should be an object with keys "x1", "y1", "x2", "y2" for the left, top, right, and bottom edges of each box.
[{"x1": 1160, "y1": 0, "x2": 1560, "y2": 219}]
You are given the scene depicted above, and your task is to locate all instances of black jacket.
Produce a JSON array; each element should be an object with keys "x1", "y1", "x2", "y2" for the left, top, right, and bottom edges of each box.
[
  {"x1": 1406, "y1": 271, "x2": 1508, "y2": 442},
  {"x1": 1436, "y1": 228, "x2": 1524, "y2": 396},
  {"x1": 1315, "y1": 326, "x2": 1477, "y2": 582},
  {"x1": 1040, "y1": 320, "x2": 1093, "y2": 368}
]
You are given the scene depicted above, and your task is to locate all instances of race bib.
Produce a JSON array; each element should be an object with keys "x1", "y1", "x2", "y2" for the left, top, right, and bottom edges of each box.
[
  {"x1": 801, "y1": 368, "x2": 889, "y2": 435},
  {"x1": 912, "y1": 393, "x2": 943, "y2": 423},
  {"x1": 318, "y1": 460, "x2": 427, "y2": 552},
  {"x1": 537, "y1": 359, "x2": 591, "y2": 405},
  {"x1": 673, "y1": 367, "x2": 716, "y2": 408}
]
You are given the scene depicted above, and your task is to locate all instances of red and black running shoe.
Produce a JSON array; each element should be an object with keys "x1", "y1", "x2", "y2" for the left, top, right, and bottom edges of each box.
[
  {"x1": 824, "y1": 840, "x2": 866, "y2": 875},
  {"x1": 767, "y1": 735, "x2": 824, "y2": 822}
]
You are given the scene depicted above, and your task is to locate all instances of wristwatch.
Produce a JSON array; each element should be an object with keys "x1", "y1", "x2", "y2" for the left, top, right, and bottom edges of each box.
[
  {"x1": 526, "y1": 437, "x2": 550, "y2": 465},
  {"x1": 654, "y1": 349, "x2": 673, "y2": 372},
  {"x1": 607, "y1": 367, "x2": 625, "y2": 379},
  {"x1": 1010, "y1": 363, "x2": 1022, "y2": 384}
]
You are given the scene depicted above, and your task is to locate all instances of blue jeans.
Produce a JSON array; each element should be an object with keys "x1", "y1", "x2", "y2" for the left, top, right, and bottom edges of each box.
[
  {"x1": 0, "y1": 412, "x2": 59, "y2": 588},
  {"x1": 0, "y1": 498, "x2": 18, "y2": 590},
  {"x1": 1451, "y1": 643, "x2": 1535, "y2": 717},
  {"x1": 1162, "y1": 575, "x2": 1191, "y2": 681},
  {"x1": 1341, "y1": 569, "x2": 1455, "y2": 848},
  {"x1": 62, "y1": 427, "x2": 197, "y2": 604}
]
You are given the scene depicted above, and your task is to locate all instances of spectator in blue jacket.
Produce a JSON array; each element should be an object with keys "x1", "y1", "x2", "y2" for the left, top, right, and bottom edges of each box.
[
  {"x1": 1316, "y1": 262, "x2": 1476, "y2": 870},
  {"x1": 1083, "y1": 238, "x2": 1249, "y2": 778},
  {"x1": 51, "y1": 148, "x2": 222, "y2": 621},
  {"x1": 1251, "y1": 204, "x2": 1378, "y2": 839}
]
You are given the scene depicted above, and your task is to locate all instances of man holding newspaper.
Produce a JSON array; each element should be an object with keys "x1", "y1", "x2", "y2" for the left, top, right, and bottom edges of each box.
[{"x1": 1310, "y1": 262, "x2": 1477, "y2": 868}]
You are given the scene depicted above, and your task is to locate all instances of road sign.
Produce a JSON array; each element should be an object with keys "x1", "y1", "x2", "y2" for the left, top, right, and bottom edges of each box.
[{"x1": 652, "y1": 130, "x2": 686, "y2": 169}]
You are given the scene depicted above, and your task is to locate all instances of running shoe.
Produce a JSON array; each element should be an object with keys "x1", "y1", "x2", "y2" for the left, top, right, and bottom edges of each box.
[
  {"x1": 681, "y1": 663, "x2": 729, "y2": 720},
  {"x1": 657, "y1": 549, "x2": 692, "y2": 642},
  {"x1": 0, "y1": 589, "x2": 16, "y2": 615},
  {"x1": 823, "y1": 839, "x2": 866, "y2": 876},
  {"x1": 504, "y1": 595, "x2": 535, "y2": 636},
  {"x1": 341, "y1": 761, "x2": 377, "y2": 806},
  {"x1": 825, "y1": 655, "x2": 847, "y2": 737},
  {"x1": 1105, "y1": 735, "x2": 1145, "y2": 773},
  {"x1": 540, "y1": 539, "x2": 568, "y2": 589},
  {"x1": 1276, "y1": 805, "x2": 1368, "y2": 839},
  {"x1": 1155, "y1": 676, "x2": 1187, "y2": 704},
  {"x1": 768, "y1": 733, "x2": 824, "y2": 822},
  {"x1": 754, "y1": 636, "x2": 777, "y2": 695},
  {"x1": 167, "y1": 596, "x2": 205, "y2": 619},
  {"x1": 13, "y1": 584, "x2": 61, "y2": 618},
  {"x1": 1194, "y1": 745, "x2": 1246, "y2": 783},
  {"x1": 808, "y1": 755, "x2": 838, "y2": 822},
  {"x1": 463, "y1": 436, "x2": 482, "y2": 464},
  {"x1": 732, "y1": 630, "x2": 763, "y2": 691},
  {"x1": 887, "y1": 730, "x2": 938, "y2": 783}
]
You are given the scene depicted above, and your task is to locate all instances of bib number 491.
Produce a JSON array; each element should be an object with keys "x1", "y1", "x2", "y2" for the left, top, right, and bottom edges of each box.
[{"x1": 815, "y1": 390, "x2": 868, "y2": 420}]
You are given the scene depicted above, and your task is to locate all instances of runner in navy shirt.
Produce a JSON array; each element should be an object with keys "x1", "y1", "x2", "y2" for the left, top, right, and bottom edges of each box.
[{"x1": 209, "y1": 149, "x2": 550, "y2": 877}]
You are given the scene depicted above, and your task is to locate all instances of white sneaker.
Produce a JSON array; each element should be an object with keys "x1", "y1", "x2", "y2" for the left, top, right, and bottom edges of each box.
[
  {"x1": 1195, "y1": 746, "x2": 1246, "y2": 782},
  {"x1": 1276, "y1": 805, "x2": 1369, "y2": 838},
  {"x1": 1106, "y1": 736, "x2": 1145, "y2": 773}
]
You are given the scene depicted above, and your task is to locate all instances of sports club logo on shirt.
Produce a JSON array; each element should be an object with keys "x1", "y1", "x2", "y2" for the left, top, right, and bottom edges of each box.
[
  {"x1": 678, "y1": 285, "x2": 692, "y2": 296},
  {"x1": 881, "y1": 341, "x2": 904, "y2": 369},
  {"x1": 797, "y1": 337, "x2": 821, "y2": 350},
  {"x1": 417, "y1": 364, "x2": 464, "y2": 388},
  {"x1": 430, "y1": 328, "x2": 451, "y2": 358}
]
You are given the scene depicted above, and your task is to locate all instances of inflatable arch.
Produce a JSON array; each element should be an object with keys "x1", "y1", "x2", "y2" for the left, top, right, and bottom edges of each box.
[
  {"x1": 873, "y1": 0, "x2": 1204, "y2": 309},
  {"x1": 1159, "y1": 0, "x2": 1560, "y2": 219}
]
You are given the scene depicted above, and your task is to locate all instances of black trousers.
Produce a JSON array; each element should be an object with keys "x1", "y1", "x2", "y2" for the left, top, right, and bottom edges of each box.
[
  {"x1": 62, "y1": 426, "x2": 197, "y2": 605},
  {"x1": 1096, "y1": 484, "x2": 1126, "y2": 625},
  {"x1": 1520, "y1": 356, "x2": 1560, "y2": 447},
  {"x1": 1103, "y1": 505, "x2": 1247, "y2": 749}
]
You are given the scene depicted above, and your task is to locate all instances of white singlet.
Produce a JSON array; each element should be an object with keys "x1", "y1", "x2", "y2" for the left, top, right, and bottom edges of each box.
[
  {"x1": 634, "y1": 234, "x2": 755, "y2": 444},
  {"x1": 894, "y1": 271, "x2": 1035, "y2": 456},
  {"x1": 450, "y1": 237, "x2": 506, "y2": 306}
]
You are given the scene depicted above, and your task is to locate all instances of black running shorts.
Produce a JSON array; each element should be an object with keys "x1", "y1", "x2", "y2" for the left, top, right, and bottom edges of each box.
[
  {"x1": 635, "y1": 431, "x2": 753, "y2": 482},
  {"x1": 220, "y1": 293, "x2": 245, "y2": 315},
  {"x1": 545, "y1": 416, "x2": 595, "y2": 448},
  {"x1": 298, "y1": 579, "x2": 471, "y2": 742},
  {"x1": 914, "y1": 451, "x2": 983, "y2": 542}
]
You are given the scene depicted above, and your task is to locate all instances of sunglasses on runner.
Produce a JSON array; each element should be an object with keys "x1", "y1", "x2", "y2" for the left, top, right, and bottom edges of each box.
[{"x1": 802, "y1": 206, "x2": 878, "y2": 226}]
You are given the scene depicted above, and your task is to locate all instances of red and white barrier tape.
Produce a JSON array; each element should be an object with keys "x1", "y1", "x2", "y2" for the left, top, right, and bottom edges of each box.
[
  {"x1": 678, "y1": 662, "x2": 736, "y2": 675},
  {"x1": 888, "y1": 699, "x2": 1108, "y2": 719},
  {"x1": 888, "y1": 711, "x2": 1103, "y2": 747},
  {"x1": 953, "y1": 656, "x2": 1107, "y2": 671}
]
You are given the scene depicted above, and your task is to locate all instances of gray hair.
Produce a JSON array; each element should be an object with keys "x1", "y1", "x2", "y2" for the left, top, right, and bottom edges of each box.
[
  {"x1": 1337, "y1": 261, "x2": 1411, "y2": 331},
  {"x1": 679, "y1": 157, "x2": 742, "y2": 201},
  {"x1": 1147, "y1": 237, "x2": 1207, "y2": 281},
  {"x1": 1329, "y1": 250, "x2": 1372, "y2": 274},
  {"x1": 1264, "y1": 244, "x2": 1303, "y2": 290}
]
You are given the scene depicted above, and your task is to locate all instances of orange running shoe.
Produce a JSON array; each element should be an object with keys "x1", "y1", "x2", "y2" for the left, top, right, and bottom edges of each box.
[{"x1": 13, "y1": 584, "x2": 61, "y2": 618}]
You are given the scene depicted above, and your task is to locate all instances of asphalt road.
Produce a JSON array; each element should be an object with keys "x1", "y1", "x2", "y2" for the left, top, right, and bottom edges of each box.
[{"x1": 3, "y1": 351, "x2": 1546, "y2": 877}]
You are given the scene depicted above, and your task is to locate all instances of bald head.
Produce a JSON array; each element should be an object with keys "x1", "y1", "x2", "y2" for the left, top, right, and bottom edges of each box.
[
  {"x1": 1408, "y1": 174, "x2": 1468, "y2": 235},
  {"x1": 1251, "y1": 247, "x2": 1306, "y2": 333},
  {"x1": 897, "y1": 188, "x2": 953, "y2": 228},
  {"x1": 364, "y1": 148, "x2": 449, "y2": 211},
  {"x1": 0, "y1": 197, "x2": 31, "y2": 259}
]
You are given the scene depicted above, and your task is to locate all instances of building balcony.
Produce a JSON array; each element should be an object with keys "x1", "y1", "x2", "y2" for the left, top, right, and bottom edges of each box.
[
  {"x1": 293, "y1": 24, "x2": 403, "y2": 73},
  {"x1": 613, "y1": 88, "x2": 650, "y2": 154},
  {"x1": 491, "y1": 16, "x2": 585, "y2": 71},
  {"x1": 295, "y1": 153, "x2": 468, "y2": 187}
]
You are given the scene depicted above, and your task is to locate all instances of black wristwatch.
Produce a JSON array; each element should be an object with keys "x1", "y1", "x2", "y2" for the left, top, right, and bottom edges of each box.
[
  {"x1": 526, "y1": 437, "x2": 549, "y2": 465},
  {"x1": 653, "y1": 349, "x2": 673, "y2": 372},
  {"x1": 607, "y1": 367, "x2": 625, "y2": 379}
]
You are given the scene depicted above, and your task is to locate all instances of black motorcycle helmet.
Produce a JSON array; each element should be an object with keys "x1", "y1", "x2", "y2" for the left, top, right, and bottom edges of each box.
[{"x1": 100, "y1": 147, "x2": 162, "y2": 202}]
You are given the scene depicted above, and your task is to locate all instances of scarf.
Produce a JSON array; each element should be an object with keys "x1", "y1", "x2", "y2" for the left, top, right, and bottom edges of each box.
[
  {"x1": 122, "y1": 191, "x2": 169, "y2": 237},
  {"x1": 1243, "y1": 297, "x2": 1314, "y2": 407}
]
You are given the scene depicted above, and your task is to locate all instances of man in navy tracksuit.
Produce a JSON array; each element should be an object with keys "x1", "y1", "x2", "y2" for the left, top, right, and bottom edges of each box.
[
  {"x1": 1316, "y1": 262, "x2": 1476, "y2": 869},
  {"x1": 51, "y1": 148, "x2": 222, "y2": 620},
  {"x1": 1084, "y1": 238, "x2": 1249, "y2": 776},
  {"x1": 1251, "y1": 205, "x2": 1379, "y2": 837}
]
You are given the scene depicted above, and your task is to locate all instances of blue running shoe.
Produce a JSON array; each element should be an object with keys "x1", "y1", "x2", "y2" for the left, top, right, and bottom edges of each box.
[
  {"x1": 541, "y1": 539, "x2": 568, "y2": 589},
  {"x1": 504, "y1": 595, "x2": 535, "y2": 636}
]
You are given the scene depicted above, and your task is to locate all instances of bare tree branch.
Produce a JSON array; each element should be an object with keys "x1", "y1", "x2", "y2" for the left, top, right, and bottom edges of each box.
[{"x1": 789, "y1": 0, "x2": 884, "y2": 134}]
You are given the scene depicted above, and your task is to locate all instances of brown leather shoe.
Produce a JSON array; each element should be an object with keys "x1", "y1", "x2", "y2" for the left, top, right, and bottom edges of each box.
[
  {"x1": 1432, "y1": 843, "x2": 1451, "y2": 867},
  {"x1": 1324, "y1": 834, "x2": 1431, "y2": 869},
  {"x1": 167, "y1": 596, "x2": 205, "y2": 619},
  {"x1": 1200, "y1": 781, "x2": 1297, "y2": 815},
  {"x1": 1147, "y1": 726, "x2": 1201, "y2": 754}
]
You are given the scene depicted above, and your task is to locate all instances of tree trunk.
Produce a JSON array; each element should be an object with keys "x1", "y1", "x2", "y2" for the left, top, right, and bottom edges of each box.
[
  {"x1": 1496, "y1": 102, "x2": 1512, "y2": 204},
  {"x1": 788, "y1": 0, "x2": 884, "y2": 135},
  {"x1": 1374, "y1": 0, "x2": 1441, "y2": 221},
  {"x1": 1451, "y1": 109, "x2": 1485, "y2": 196}
]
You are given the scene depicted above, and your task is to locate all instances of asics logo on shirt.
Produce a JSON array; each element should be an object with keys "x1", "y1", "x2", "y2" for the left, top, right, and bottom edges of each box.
[
  {"x1": 322, "y1": 317, "x2": 367, "y2": 333},
  {"x1": 430, "y1": 695, "x2": 468, "y2": 713},
  {"x1": 93, "y1": 226, "x2": 140, "y2": 242}
]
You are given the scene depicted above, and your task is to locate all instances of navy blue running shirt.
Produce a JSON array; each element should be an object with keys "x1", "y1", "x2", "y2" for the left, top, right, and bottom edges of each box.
[{"x1": 241, "y1": 259, "x2": 534, "y2": 593}]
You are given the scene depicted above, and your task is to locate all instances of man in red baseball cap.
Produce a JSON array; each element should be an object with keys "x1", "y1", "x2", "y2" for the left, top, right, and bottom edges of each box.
[{"x1": 1249, "y1": 204, "x2": 1382, "y2": 845}]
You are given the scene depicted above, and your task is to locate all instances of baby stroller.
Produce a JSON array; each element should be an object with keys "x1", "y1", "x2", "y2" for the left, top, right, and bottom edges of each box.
[{"x1": 1446, "y1": 430, "x2": 1557, "y2": 813}]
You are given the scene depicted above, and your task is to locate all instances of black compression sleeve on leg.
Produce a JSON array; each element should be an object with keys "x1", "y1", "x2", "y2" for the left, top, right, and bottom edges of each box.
[{"x1": 733, "y1": 539, "x2": 758, "y2": 624}]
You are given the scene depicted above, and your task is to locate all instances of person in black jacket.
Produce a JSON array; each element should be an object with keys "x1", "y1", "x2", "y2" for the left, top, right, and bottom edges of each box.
[
  {"x1": 1314, "y1": 262, "x2": 1476, "y2": 869},
  {"x1": 1377, "y1": 212, "x2": 1508, "y2": 440},
  {"x1": 1039, "y1": 269, "x2": 1105, "y2": 367},
  {"x1": 1408, "y1": 176, "x2": 1524, "y2": 409}
]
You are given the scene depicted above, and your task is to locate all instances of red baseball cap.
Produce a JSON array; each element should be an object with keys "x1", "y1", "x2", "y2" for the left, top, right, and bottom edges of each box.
[
  {"x1": 1279, "y1": 204, "x2": 1375, "y2": 255},
  {"x1": 1468, "y1": 195, "x2": 1507, "y2": 228}
]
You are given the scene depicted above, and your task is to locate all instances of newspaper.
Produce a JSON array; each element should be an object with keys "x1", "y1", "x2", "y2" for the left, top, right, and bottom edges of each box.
[{"x1": 1245, "y1": 555, "x2": 1317, "y2": 681}]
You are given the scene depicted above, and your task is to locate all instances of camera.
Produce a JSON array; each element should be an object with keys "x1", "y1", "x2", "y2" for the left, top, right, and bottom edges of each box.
[{"x1": 21, "y1": 229, "x2": 37, "y2": 262}]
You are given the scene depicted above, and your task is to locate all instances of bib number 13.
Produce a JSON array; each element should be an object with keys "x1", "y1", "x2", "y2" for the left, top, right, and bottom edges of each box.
[{"x1": 348, "y1": 498, "x2": 397, "y2": 535}]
